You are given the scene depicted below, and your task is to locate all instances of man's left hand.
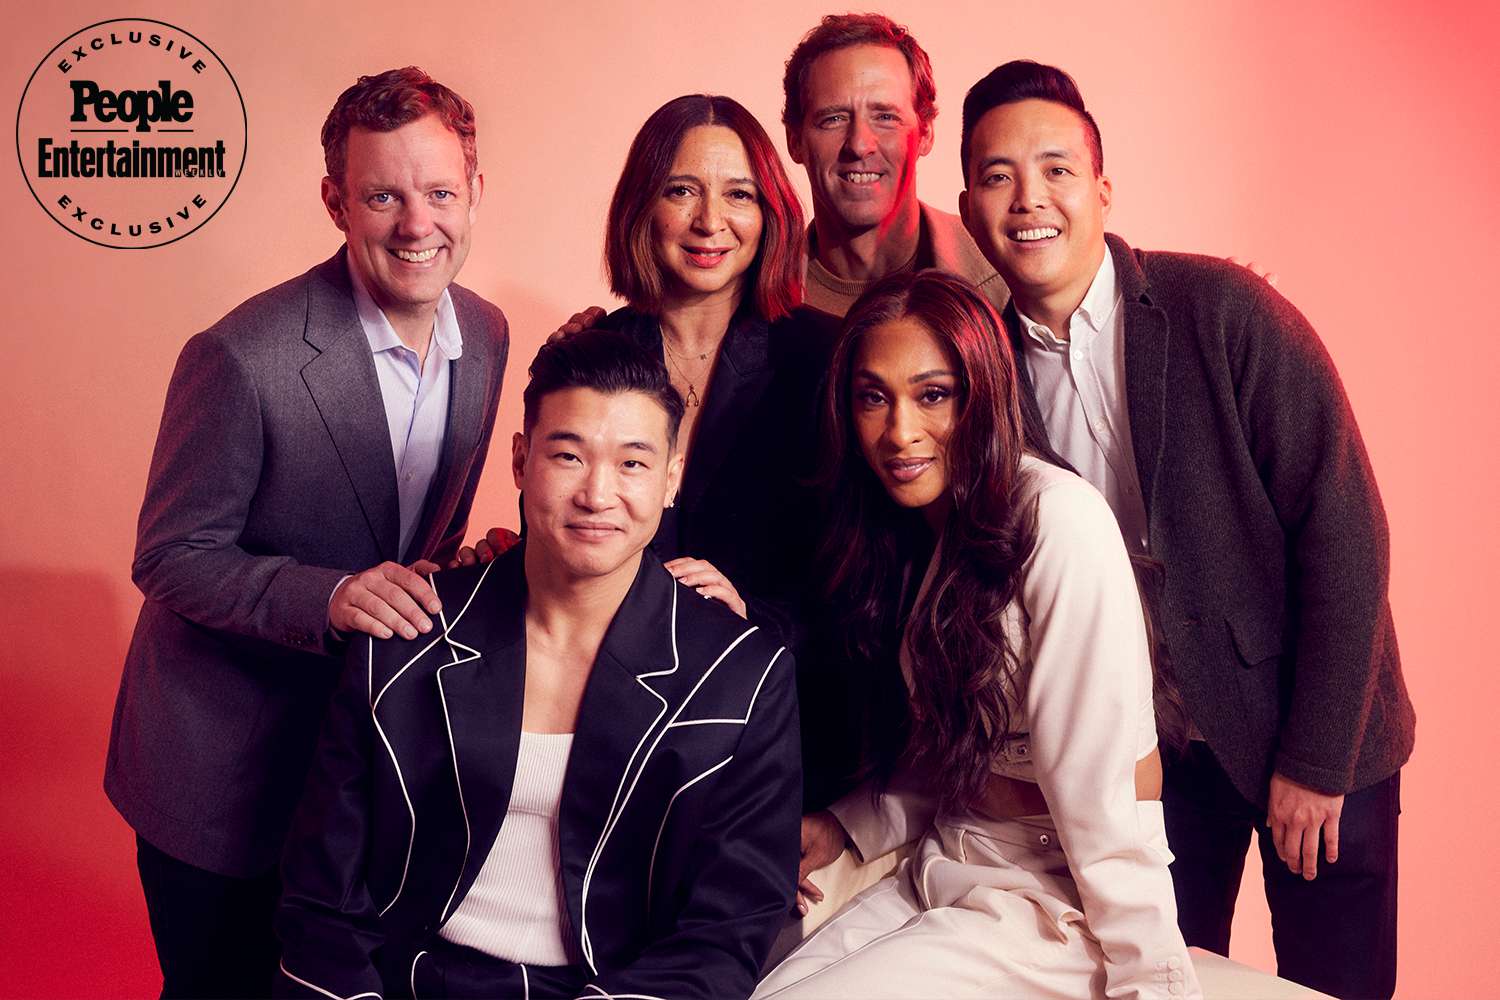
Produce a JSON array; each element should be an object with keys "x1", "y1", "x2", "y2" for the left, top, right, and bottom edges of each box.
[{"x1": 1267, "y1": 772, "x2": 1343, "y2": 880}]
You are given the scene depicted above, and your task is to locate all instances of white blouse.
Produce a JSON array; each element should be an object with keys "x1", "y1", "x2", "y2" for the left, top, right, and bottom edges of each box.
[{"x1": 830, "y1": 455, "x2": 1195, "y2": 999}]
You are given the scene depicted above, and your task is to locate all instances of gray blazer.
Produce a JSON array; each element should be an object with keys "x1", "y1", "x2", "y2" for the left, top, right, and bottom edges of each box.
[
  {"x1": 1009, "y1": 234, "x2": 1414, "y2": 806},
  {"x1": 105, "y1": 249, "x2": 508, "y2": 876}
]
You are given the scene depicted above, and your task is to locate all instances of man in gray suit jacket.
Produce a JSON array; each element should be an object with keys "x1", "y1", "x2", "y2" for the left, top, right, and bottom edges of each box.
[
  {"x1": 957, "y1": 62, "x2": 1414, "y2": 999},
  {"x1": 105, "y1": 67, "x2": 508, "y2": 998}
]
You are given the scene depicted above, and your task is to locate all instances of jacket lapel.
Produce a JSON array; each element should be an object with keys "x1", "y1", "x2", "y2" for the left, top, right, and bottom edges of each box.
[
  {"x1": 1110, "y1": 235, "x2": 1171, "y2": 520},
  {"x1": 407, "y1": 292, "x2": 491, "y2": 562},
  {"x1": 558, "y1": 553, "x2": 680, "y2": 972},
  {"x1": 430, "y1": 552, "x2": 526, "y2": 920},
  {"x1": 300, "y1": 250, "x2": 400, "y2": 560},
  {"x1": 680, "y1": 313, "x2": 772, "y2": 512}
]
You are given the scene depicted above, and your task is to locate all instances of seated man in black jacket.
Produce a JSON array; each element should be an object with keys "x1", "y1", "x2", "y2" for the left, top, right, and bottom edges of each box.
[{"x1": 276, "y1": 329, "x2": 802, "y2": 999}]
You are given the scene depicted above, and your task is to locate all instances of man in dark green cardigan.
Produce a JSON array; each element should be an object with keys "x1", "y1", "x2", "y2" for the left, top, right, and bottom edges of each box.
[{"x1": 957, "y1": 60, "x2": 1414, "y2": 1000}]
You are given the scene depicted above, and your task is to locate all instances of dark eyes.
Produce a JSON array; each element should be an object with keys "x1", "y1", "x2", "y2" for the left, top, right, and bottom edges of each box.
[
  {"x1": 551, "y1": 452, "x2": 649, "y2": 471},
  {"x1": 855, "y1": 385, "x2": 952, "y2": 407}
]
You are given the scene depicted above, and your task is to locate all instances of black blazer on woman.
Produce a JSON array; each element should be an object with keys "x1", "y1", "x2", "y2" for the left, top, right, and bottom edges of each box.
[
  {"x1": 603, "y1": 308, "x2": 831, "y2": 648},
  {"x1": 275, "y1": 546, "x2": 801, "y2": 999}
]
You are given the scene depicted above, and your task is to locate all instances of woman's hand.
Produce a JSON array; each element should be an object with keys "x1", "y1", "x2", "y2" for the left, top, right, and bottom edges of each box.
[
  {"x1": 796, "y1": 810, "x2": 849, "y2": 915},
  {"x1": 663, "y1": 557, "x2": 747, "y2": 619},
  {"x1": 448, "y1": 526, "x2": 521, "y2": 569}
]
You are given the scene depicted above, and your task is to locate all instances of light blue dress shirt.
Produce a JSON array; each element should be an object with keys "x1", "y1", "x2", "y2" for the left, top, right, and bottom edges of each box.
[{"x1": 346, "y1": 256, "x2": 462, "y2": 560}]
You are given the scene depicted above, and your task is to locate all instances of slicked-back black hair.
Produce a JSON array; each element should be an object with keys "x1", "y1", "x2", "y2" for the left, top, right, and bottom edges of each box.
[
  {"x1": 960, "y1": 60, "x2": 1103, "y2": 183},
  {"x1": 522, "y1": 329, "x2": 685, "y2": 448}
]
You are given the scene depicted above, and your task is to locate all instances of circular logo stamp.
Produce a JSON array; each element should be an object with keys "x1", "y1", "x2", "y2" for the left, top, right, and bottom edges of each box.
[{"x1": 16, "y1": 18, "x2": 247, "y2": 249}]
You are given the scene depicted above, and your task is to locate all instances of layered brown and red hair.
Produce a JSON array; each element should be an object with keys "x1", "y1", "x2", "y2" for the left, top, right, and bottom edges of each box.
[{"x1": 604, "y1": 94, "x2": 804, "y2": 320}]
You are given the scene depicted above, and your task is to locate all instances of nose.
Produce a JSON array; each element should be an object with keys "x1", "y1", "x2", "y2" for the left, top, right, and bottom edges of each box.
[
  {"x1": 843, "y1": 114, "x2": 878, "y2": 161},
  {"x1": 577, "y1": 462, "x2": 618, "y2": 512},
  {"x1": 883, "y1": 398, "x2": 923, "y2": 450},
  {"x1": 396, "y1": 196, "x2": 436, "y2": 239},
  {"x1": 691, "y1": 194, "x2": 723, "y2": 235},
  {"x1": 1011, "y1": 168, "x2": 1047, "y2": 213}
]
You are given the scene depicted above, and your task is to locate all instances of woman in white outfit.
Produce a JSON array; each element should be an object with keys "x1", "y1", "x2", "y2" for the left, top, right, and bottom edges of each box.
[{"x1": 754, "y1": 270, "x2": 1201, "y2": 1000}]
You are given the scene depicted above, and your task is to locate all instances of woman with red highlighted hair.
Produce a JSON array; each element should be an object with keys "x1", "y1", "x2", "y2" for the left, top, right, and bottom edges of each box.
[{"x1": 594, "y1": 93, "x2": 820, "y2": 642}]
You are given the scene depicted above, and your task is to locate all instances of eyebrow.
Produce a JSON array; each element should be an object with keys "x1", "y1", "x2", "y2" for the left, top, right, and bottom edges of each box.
[
  {"x1": 908, "y1": 369, "x2": 956, "y2": 383},
  {"x1": 543, "y1": 430, "x2": 658, "y2": 454},
  {"x1": 664, "y1": 173, "x2": 757, "y2": 187},
  {"x1": 975, "y1": 149, "x2": 1075, "y2": 172},
  {"x1": 852, "y1": 368, "x2": 956, "y2": 384}
]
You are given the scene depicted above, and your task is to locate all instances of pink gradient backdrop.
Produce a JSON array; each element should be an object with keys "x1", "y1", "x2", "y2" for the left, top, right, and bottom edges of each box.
[{"x1": 3, "y1": 2, "x2": 1496, "y2": 995}]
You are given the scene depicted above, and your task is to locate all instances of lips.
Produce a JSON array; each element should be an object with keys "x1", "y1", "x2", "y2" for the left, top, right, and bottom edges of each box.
[
  {"x1": 390, "y1": 247, "x2": 441, "y2": 263},
  {"x1": 566, "y1": 521, "x2": 622, "y2": 539},
  {"x1": 1009, "y1": 226, "x2": 1060, "y2": 243},
  {"x1": 682, "y1": 246, "x2": 732, "y2": 268},
  {"x1": 884, "y1": 457, "x2": 933, "y2": 484}
]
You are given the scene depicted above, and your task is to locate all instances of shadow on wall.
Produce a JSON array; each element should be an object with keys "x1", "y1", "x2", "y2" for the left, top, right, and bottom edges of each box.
[{"x1": 0, "y1": 568, "x2": 158, "y2": 997}]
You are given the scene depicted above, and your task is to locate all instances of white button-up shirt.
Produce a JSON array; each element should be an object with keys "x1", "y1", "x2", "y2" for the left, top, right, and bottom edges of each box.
[{"x1": 1017, "y1": 252, "x2": 1150, "y2": 557}]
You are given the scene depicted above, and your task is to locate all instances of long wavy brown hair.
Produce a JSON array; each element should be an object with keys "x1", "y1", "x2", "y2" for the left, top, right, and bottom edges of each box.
[{"x1": 817, "y1": 270, "x2": 1042, "y2": 812}]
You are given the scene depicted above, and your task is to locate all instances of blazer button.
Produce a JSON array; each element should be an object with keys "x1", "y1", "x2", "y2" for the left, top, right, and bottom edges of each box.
[{"x1": 1037, "y1": 833, "x2": 1050, "y2": 846}]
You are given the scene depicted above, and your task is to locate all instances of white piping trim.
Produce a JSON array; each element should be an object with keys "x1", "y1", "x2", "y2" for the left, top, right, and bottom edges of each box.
[
  {"x1": 646, "y1": 755, "x2": 733, "y2": 907},
  {"x1": 369, "y1": 563, "x2": 493, "y2": 917},
  {"x1": 372, "y1": 634, "x2": 442, "y2": 710},
  {"x1": 664, "y1": 646, "x2": 785, "y2": 730},
  {"x1": 520, "y1": 963, "x2": 530, "y2": 1000},
  {"x1": 576, "y1": 585, "x2": 680, "y2": 971},
  {"x1": 643, "y1": 646, "x2": 786, "y2": 905},
  {"x1": 277, "y1": 959, "x2": 381, "y2": 1000},
  {"x1": 372, "y1": 634, "x2": 416, "y2": 917},
  {"x1": 574, "y1": 991, "x2": 667, "y2": 1000},
  {"x1": 579, "y1": 613, "x2": 759, "y2": 969},
  {"x1": 409, "y1": 950, "x2": 427, "y2": 999},
  {"x1": 435, "y1": 605, "x2": 482, "y2": 921}
]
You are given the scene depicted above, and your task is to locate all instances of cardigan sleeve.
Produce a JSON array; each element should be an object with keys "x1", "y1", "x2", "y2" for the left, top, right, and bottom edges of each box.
[{"x1": 1229, "y1": 281, "x2": 1395, "y2": 794}]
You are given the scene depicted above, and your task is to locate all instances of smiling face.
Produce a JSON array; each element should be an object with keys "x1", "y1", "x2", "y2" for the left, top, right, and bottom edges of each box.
[
  {"x1": 651, "y1": 125, "x2": 764, "y2": 309},
  {"x1": 851, "y1": 315, "x2": 960, "y2": 512},
  {"x1": 321, "y1": 113, "x2": 481, "y2": 324},
  {"x1": 960, "y1": 99, "x2": 1111, "y2": 319},
  {"x1": 513, "y1": 388, "x2": 684, "y2": 583},
  {"x1": 788, "y1": 44, "x2": 933, "y2": 237}
]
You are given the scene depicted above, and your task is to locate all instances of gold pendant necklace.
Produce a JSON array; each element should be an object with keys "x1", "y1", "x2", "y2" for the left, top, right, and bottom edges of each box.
[{"x1": 663, "y1": 337, "x2": 713, "y2": 408}]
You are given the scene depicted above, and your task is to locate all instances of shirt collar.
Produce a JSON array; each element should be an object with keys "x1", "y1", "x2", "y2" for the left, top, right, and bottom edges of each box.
[
  {"x1": 345, "y1": 252, "x2": 463, "y2": 361},
  {"x1": 1016, "y1": 250, "x2": 1119, "y2": 351}
]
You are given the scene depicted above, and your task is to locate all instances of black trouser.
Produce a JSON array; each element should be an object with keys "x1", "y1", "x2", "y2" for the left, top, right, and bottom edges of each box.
[
  {"x1": 1163, "y1": 741, "x2": 1400, "y2": 1000},
  {"x1": 135, "y1": 835, "x2": 281, "y2": 999}
]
